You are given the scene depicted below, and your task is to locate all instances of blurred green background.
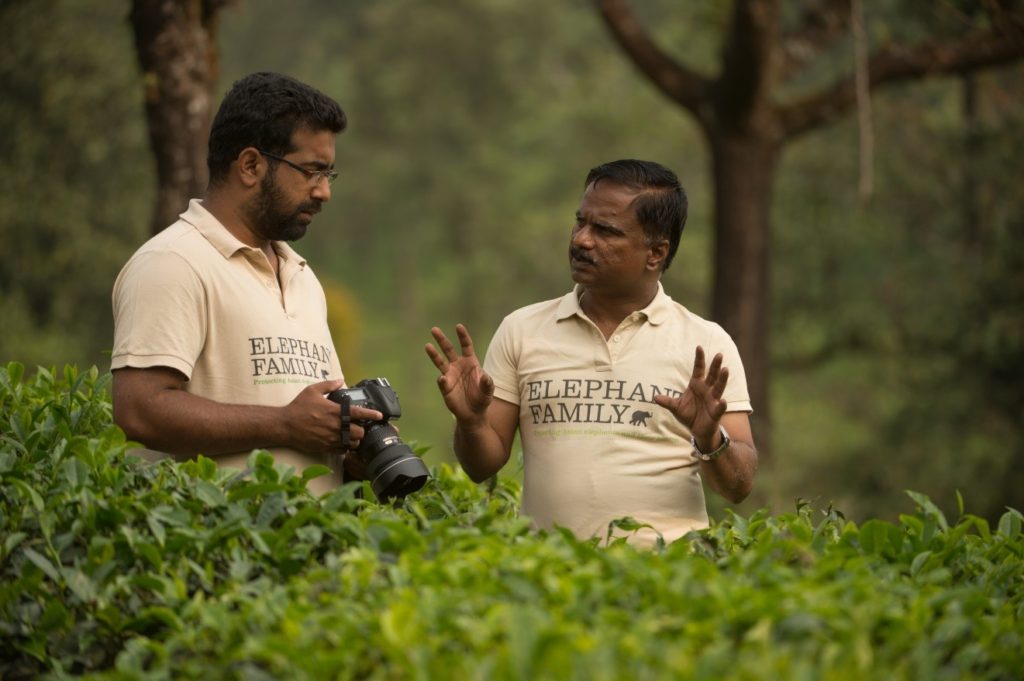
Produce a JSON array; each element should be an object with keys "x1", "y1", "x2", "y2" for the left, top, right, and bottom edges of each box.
[{"x1": 2, "y1": 0, "x2": 1021, "y2": 523}]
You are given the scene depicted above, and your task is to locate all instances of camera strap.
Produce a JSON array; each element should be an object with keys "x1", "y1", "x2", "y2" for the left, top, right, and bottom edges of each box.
[{"x1": 338, "y1": 393, "x2": 352, "y2": 451}]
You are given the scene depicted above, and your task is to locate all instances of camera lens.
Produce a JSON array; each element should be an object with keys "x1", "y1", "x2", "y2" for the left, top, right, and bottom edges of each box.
[{"x1": 358, "y1": 423, "x2": 430, "y2": 501}]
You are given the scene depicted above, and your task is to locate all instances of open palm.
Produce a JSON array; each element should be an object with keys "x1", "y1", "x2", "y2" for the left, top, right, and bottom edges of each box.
[
  {"x1": 654, "y1": 345, "x2": 729, "y2": 447},
  {"x1": 425, "y1": 324, "x2": 494, "y2": 421}
]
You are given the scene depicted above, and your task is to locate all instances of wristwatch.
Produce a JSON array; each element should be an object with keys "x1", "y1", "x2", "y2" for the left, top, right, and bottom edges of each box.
[{"x1": 691, "y1": 424, "x2": 731, "y2": 461}]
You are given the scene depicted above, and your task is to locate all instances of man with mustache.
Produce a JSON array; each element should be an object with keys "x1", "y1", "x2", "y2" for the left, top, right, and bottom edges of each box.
[
  {"x1": 427, "y1": 159, "x2": 757, "y2": 546},
  {"x1": 111, "y1": 72, "x2": 379, "y2": 493}
]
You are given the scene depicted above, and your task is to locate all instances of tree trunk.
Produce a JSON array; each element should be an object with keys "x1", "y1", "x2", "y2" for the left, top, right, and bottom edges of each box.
[
  {"x1": 130, "y1": 0, "x2": 226, "y2": 234},
  {"x1": 709, "y1": 132, "x2": 779, "y2": 458}
]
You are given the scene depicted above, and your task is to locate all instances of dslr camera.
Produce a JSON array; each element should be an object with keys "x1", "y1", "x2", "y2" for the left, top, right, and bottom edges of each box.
[{"x1": 327, "y1": 377, "x2": 430, "y2": 501}]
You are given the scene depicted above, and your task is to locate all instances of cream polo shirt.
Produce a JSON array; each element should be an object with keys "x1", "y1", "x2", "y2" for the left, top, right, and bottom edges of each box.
[
  {"x1": 111, "y1": 199, "x2": 345, "y2": 491},
  {"x1": 483, "y1": 283, "x2": 751, "y2": 547}
]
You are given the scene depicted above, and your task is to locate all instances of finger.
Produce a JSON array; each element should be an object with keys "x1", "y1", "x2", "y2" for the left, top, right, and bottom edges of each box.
[
  {"x1": 692, "y1": 346, "x2": 706, "y2": 379},
  {"x1": 455, "y1": 323, "x2": 477, "y2": 359},
  {"x1": 653, "y1": 394, "x2": 677, "y2": 411},
  {"x1": 479, "y1": 371, "x2": 494, "y2": 398},
  {"x1": 705, "y1": 353, "x2": 724, "y2": 386},
  {"x1": 349, "y1": 405, "x2": 384, "y2": 422},
  {"x1": 710, "y1": 398, "x2": 728, "y2": 422},
  {"x1": 431, "y1": 326, "x2": 460, "y2": 362},
  {"x1": 309, "y1": 378, "x2": 344, "y2": 394},
  {"x1": 425, "y1": 342, "x2": 447, "y2": 372},
  {"x1": 711, "y1": 366, "x2": 729, "y2": 400},
  {"x1": 349, "y1": 423, "x2": 365, "y2": 444}
]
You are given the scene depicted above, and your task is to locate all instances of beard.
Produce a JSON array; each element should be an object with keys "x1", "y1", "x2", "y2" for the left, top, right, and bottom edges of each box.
[{"x1": 247, "y1": 173, "x2": 320, "y2": 242}]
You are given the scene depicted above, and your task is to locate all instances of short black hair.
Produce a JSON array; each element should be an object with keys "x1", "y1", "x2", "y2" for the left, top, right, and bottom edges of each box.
[
  {"x1": 585, "y1": 159, "x2": 688, "y2": 271},
  {"x1": 207, "y1": 72, "x2": 347, "y2": 185}
]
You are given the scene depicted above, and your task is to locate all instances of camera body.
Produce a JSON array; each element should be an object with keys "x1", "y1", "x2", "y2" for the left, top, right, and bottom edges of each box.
[
  {"x1": 327, "y1": 378, "x2": 429, "y2": 501},
  {"x1": 332, "y1": 377, "x2": 403, "y2": 422}
]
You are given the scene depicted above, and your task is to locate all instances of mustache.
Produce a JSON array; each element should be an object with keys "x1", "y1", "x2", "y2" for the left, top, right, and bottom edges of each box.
[
  {"x1": 569, "y1": 247, "x2": 594, "y2": 264},
  {"x1": 297, "y1": 202, "x2": 321, "y2": 216}
]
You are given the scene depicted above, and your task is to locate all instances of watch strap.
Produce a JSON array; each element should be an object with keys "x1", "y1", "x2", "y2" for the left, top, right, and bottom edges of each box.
[{"x1": 691, "y1": 424, "x2": 730, "y2": 461}]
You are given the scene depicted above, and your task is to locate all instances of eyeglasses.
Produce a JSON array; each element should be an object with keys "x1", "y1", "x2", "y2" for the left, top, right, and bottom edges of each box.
[{"x1": 259, "y1": 150, "x2": 338, "y2": 186}]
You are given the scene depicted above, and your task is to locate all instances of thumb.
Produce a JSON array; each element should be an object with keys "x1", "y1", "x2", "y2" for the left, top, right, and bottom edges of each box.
[
  {"x1": 479, "y1": 372, "x2": 494, "y2": 398},
  {"x1": 309, "y1": 378, "x2": 344, "y2": 394}
]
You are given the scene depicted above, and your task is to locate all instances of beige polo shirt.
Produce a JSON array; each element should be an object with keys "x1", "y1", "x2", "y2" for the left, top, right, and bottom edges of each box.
[
  {"x1": 484, "y1": 283, "x2": 751, "y2": 547},
  {"x1": 112, "y1": 199, "x2": 344, "y2": 491}
]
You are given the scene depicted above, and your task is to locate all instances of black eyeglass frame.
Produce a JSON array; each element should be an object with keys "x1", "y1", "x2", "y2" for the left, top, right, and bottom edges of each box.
[{"x1": 258, "y1": 150, "x2": 338, "y2": 186}]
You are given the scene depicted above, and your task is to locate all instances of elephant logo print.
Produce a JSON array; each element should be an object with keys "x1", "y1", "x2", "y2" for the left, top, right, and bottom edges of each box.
[{"x1": 629, "y1": 410, "x2": 652, "y2": 427}]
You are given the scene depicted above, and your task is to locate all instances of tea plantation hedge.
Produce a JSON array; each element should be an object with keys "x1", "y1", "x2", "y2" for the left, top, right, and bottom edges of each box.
[{"x1": 1, "y1": 363, "x2": 1022, "y2": 679}]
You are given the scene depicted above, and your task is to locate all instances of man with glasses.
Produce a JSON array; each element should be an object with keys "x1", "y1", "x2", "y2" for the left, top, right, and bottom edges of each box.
[{"x1": 111, "y1": 72, "x2": 377, "y2": 493}]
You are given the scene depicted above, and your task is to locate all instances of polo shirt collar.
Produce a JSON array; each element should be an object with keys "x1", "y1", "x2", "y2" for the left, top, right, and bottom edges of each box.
[
  {"x1": 179, "y1": 199, "x2": 307, "y2": 268},
  {"x1": 556, "y1": 282, "x2": 672, "y2": 325}
]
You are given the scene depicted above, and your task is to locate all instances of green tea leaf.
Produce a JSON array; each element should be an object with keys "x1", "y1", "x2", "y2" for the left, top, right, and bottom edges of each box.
[
  {"x1": 194, "y1": 480, "x2": 227, "y2": 507},
  {"x1": 61, "y1": 567, "x2": 97, "y2": 603},
  {"x1": 23, "y1": 547, "x2": 60, "y2": 582}
]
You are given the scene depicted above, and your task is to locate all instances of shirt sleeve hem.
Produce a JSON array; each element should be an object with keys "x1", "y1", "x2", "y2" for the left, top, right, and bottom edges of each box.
[
  {"x1": 110, "y1": 354, "x2": 194, "y2": 380},
  {"x1": 491, "y1": 384, "x2": 519, "y2": 406}
]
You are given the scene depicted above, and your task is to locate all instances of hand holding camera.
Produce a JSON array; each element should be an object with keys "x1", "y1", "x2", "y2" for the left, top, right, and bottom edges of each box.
[{"x1": 327, "y1": 378, "x2": 430, "y2": 501}]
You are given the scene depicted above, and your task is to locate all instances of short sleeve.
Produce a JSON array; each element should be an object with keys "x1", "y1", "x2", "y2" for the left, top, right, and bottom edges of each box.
[
  {"x1": 709, "y1": 324, "x2": 752, "y2": 414},
  {"x1": 482, "y1": 316, "x2": 520, "y2": 406},
  {"x1": 111, "y1": 250, "x2": 207, "y2": 378}
]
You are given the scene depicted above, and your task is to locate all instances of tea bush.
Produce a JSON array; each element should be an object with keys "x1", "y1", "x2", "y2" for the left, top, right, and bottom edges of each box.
[{"x1": 1, "y1": 363, "x2": 1022, "y2": 680}]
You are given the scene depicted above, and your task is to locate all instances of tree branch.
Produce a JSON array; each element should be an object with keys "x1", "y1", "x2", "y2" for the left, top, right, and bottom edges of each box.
[
  {"x1": 591, "y1": 0, "x2": 710, "y2": 114},
  {"x1": 780, "y1": 18, "x2": 1024, "y2": 139},
  {"x1": 779, "y1": 0, "x2": 851, "y2": 80}
]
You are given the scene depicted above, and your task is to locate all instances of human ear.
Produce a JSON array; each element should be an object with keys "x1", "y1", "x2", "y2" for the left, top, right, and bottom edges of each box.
[
  {"x1": 647, "y1": 239, "x2": 669, "y2": 271},
  {"x1": 237, "y1": 147, "x2": 264, "y2": 188}
]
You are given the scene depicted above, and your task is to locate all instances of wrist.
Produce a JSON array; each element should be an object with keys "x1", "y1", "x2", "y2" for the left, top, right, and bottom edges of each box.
[
  {"x1": 691, "y1": 424, "x2": 731, "y2": 461},
  {"x1": 456, "y1": 414, "x2": 489, "y2": 433}
]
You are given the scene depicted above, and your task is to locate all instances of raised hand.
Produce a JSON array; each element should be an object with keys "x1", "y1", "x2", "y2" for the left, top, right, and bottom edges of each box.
[
  {"x1": 653, "y1": 346, "x2": 729, "y2": 451},
  {"x1": 425, "y1": 324, "x2": 495, "y2": 423}
]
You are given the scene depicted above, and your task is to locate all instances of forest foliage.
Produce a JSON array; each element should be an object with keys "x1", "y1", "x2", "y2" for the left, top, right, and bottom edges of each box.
[
  {"x1": 1, "y1": 363, "x2": 1022, "y2": 679},
  {"x1": 0, "y1": 0, "x2": 1022, "y2": 524}
]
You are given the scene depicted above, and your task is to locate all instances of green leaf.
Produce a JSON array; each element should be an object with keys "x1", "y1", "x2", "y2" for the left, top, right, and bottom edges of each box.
[
  {"x1": 23, "y1": 547, "x2": 60, "y2": 581},
  {"x1": 906, "y1": 490, "x2": 949, "y2": 531},
  {"x1": 6, "y1": 361, "x2": 25, "y2": 386},
  {"x1": 12, "y1": 479, "x2": 45, "y2": 512},
  {"x1": 997, "y1": 508, "x2": 1022, "y2": 539},
  {"x1": 39, "y1": 599, "x2": 69, "y2": 631},
  {"x1": 909, "y1": 550, "x2": 933, "y2": 576},
  {"x1": 255, "y1": 493, "x2": 286, "y2": 528},
  {"x1": 61, "y1": 567, "x2": 97, "y2": 602},
  {"x1": 228, "y1": 482, "x2": 287, "y2": 501},
  {"x1": 128, "y1": 606, "x2": 184, "y2": 633},
  {"x1": 4, "y1": 531, "x2": 28, "y2": 557},
  {"x1": 62, "y1": 457, "x2": 90, "y2": 489},
  {"x1": 136, "y1": 542, "x2": 163, "y2": 570},
  {"x1": 195, "y1": 479, "x2": 228, "y2": 507},
  {"x1": 146, "y1": 513, "x2": 167, "y2": 547},
  {"x1": 301, "y1": 464, "x2": 331, "y2": 482}
]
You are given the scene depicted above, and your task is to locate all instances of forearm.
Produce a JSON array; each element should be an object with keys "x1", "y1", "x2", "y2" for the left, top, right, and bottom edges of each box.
[
  {"x1": 115, "y1": 388, "x2": 292, "y2": 456},
  {"x1": 452, "y1": 418, "x2": 512, "y2": 482},
  {"x1": 700, "y1": 440, "x2": 758, "y2": 503}
]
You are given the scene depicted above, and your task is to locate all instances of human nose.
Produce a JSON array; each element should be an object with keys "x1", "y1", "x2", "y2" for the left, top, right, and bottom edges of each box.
[
  {"x1": 310, "y1": 177, "x2": 332, "y2": 202},
  {"x1": 571, "y1": 223, "x2": 594, "y2": 248}
]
